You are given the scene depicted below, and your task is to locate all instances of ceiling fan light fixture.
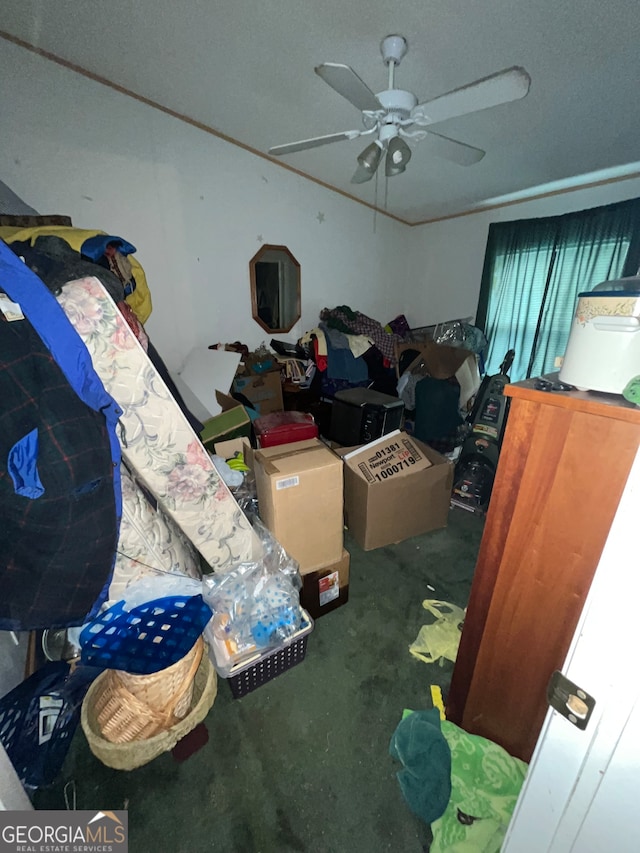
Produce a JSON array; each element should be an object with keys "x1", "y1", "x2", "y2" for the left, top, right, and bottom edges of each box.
[
  {"x1": 385, "y1": 159, "x2": 406, "y2": 177},
  {"x1": 357, "y1": 140, "x2": 383, "y2": 173},
  {"x1": 385, "y1": 136, "x2": 412, "y2": 177}
]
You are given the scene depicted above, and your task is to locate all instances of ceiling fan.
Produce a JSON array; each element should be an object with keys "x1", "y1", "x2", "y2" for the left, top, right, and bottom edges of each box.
[{"x1": 269, "y1": 35, "x2": 531, "y2": 183}]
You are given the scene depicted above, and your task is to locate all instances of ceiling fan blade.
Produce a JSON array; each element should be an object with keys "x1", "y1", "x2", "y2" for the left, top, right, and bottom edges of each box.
[
  {"x1": 315, "y1": 63, "x2": 382, "y2": 112},
  {"x1": 423, "y1": 131, "x2": 486, "y2": 166},
  {"x1": 412, "y1": 66, "x2": 531, "y2": 126},
  {"x1": 269, "y1": 129, "x2": 361, "y2": 156}
]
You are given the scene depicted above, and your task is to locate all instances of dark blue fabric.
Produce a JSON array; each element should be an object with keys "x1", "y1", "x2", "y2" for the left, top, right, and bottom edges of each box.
[
  {"x1": 0, "y1": 243, "x2": 122, "y2": 511},
  {"x1": 0, "y1": 661, "x2": 101, "y2": 789},
  {"x1": 0, "y1": 314, "x2": 119, "y2": 629},
  {"x1": 0, "y1": 242, "x2": 122, "y2": 626},
  {"x1": 80, "y1": 234, "x2": 136, "y2": 261},
  {"x1": 414, "y1": 377, "x2": 463, "y2": 443},
  {"x1": 8, "y1": 428, "x2": 44, "y2": 499},
  {"x1": 325, "y1": 335, "x2": 369, "y2": 382}
]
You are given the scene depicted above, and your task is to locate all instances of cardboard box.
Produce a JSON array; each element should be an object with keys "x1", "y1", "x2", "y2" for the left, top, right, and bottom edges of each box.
[
  {"x1": 214, "y1": 436, "x2": 253, "y2": 464},
  {"x1": 300, "y1": 548, "x2": 350, "y2": 619},
  {"x1": 339, "y1": 430, "x2": 453, "y2": 551},
  {"x1": 394, "y1": 340, "x2": 473, "y2": 380},
  {"x1": 254, "y1": 439, "x2": 344, "y2": 571},
  {"x1": 233, "y1": 371, "x2": 283, "y2": 415},
  {"x1": 200, "y1": 391, "x2": 251, "y2": 449}
]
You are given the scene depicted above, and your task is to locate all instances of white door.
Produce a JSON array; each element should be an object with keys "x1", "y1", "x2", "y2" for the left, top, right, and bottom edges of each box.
[{"x1": 502, "y1": 442, "x2": 640, "y2": 852}]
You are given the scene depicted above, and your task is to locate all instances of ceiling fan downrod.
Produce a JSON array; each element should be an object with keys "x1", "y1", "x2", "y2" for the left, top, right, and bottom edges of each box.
[{"x1": 381, "y1": 34, "x2": 408, "y2": 90}]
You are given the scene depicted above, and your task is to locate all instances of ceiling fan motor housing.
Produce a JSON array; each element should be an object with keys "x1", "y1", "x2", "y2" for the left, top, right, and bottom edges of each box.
[
  {"x1": 380, "y1": 35, "x2": 408, "y2": 66},
  {"x1": 376, "y1": 89, "x2": 418, "y2": 119}
]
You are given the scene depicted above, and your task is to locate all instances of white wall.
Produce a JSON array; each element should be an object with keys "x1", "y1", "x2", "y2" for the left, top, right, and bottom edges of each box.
[
  {"x1": 406, "y1": 176, "x2": 640, "y2": 326},
  {"x1": 0, "y1": 40, "x2": 410, "y2": 372}
]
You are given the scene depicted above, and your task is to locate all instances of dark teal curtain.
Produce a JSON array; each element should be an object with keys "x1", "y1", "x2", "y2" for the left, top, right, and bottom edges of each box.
[{"x1": 476, "y1": 197, "x2": 640, "y2": 381}]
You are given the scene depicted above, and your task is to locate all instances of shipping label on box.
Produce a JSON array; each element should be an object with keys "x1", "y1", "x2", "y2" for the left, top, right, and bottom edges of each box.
[
  {"x1": 318, "y1": 571, "x2": 339, "y2": 606},
  {"x1": 345, "y1": 433, "x2": 432, "y2": 485},
  {"x1": 300, "y1": 549, "x2": 350, "y2": 619},
  {"x1": 275, "y1": 474, "x2": 300, "y2": 490}
]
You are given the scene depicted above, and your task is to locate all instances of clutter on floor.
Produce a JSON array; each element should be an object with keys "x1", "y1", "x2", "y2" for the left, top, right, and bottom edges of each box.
[
  {"x1": 389, "y1": 708, "x2": 452, "y2": 826},
  {"x1": 330, "y1": 386, "x2": 405, "y2": 446},
  {"x1": 1, "y1": 202, "x2": 525, "y2": 853},
  {"x1": 203, "y1": 517, "x2": 309, "y2": 679},
  {"x1": 409, "y1": 599, "x2": 466, "y2": 667},
  {"x1": 300, "y1": 548, "x2": 351, "y2": 619},
  {"x1": 81, "y1": 650, "x2": 217, "y2": 771},
  {"x1": 253, "y1": 439, "x2": 344, "y2": 570},
  {"x1": 430, "y1": 720, "x2": 528, "y2": 853},
  {"x1": 390, "y1": 708, "x2": 528, "y2": 853}
]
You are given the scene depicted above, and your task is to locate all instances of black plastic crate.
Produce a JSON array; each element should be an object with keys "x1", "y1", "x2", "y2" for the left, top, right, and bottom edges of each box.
[{"x1": 224, "y1": 612, "x2": 314, "y2": 699}]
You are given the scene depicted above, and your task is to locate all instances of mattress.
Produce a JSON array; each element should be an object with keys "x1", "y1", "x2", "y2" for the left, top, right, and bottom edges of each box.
[
  {"x1": 57, "y1": 276, "x2": 259, "y2": 571},
  {"x1": 109, "y1": 462, "x2": 201, "y2": 606}
]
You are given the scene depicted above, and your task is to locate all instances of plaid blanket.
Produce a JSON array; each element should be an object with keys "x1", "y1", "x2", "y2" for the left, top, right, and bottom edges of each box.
[{"x1": 0, "y1": 242, "x2": 121, "y2": 630}]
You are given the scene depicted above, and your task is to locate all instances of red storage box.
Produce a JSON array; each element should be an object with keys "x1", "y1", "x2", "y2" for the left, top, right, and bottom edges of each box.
[{"x1": 254, "y1": 411, "x2": 319, "y2": 448}]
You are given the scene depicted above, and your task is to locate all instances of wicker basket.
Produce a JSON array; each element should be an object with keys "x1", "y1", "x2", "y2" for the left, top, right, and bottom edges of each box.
[
  {"x1": 90, "y1": 638, "x2": 204, "y2": 744},
  {"x1": 81, "y1": 652, "x2": 217, "y2": 770},
  {"x1": 116, "y1": 636, "x2": 203, "y2": 719}
]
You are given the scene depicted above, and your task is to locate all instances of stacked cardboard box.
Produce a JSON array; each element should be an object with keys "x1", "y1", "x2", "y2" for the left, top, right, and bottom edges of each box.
[
  {"x1": 215, "y1": 436, "x2": 349, "y2": 619},
  {"x1": 252, "y1": 439, "x2": 349, "y2": 619},
  {"x1": 216, "y1": 429, "x2": 453, "y2": 619},
  {"x1": 299, "y1": 549, "x2": 350, "y2": 619}
]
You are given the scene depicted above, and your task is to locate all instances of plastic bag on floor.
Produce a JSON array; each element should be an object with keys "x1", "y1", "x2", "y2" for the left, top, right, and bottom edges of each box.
[
  {"x1": 0, "y1": 662, "x2": 100, "y2": 789},
  {"x1": 409, "y1": 600, "x2": 466, "y2": 666}
]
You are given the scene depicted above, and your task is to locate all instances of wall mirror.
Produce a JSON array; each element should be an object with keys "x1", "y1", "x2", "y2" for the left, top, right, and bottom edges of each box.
[{"x1": 250, "y1": 244, "x2": 301, "y2": 334}]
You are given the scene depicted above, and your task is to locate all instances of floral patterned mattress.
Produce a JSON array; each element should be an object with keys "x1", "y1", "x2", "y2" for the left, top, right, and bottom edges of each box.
[
  {"x1": 57, "y1": 276, "x2": 259, "y2": 572},
  {"x1": 108, "y1": 463, "x2": 201, "y2": 606}
]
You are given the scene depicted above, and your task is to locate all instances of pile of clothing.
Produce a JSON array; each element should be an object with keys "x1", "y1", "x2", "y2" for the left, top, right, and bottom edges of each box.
[
  {"x1": 2, "y1": 226, "x2": 203, "y2": 434},
  {"x1": 300, "y1": 306, "x2": 407, "y2": 398}
]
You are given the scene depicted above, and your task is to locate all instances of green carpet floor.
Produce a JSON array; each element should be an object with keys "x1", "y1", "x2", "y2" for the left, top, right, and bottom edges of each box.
[{"x1": 35, "y1": 508, "x2": 483, "y2": 852}]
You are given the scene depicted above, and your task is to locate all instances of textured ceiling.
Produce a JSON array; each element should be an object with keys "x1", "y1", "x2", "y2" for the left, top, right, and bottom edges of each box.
[{"x1": 3, "y1": 0, "x2": 640, "y2": 223}]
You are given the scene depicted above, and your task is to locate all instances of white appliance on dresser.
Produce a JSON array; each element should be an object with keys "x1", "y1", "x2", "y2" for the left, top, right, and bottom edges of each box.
[{"x1": 560, "y1": 276, "x2": 640, "y2": 394}]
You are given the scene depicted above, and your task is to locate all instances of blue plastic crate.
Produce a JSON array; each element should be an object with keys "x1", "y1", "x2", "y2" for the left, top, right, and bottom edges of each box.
[{"x1": 79, "y1": 595, "x2": 212, "y2": 674}]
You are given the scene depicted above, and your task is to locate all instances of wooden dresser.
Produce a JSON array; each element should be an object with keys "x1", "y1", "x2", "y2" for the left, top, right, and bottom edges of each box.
[{"x1": 446, "y1": 376, "x2": 640, "y2": 762}]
